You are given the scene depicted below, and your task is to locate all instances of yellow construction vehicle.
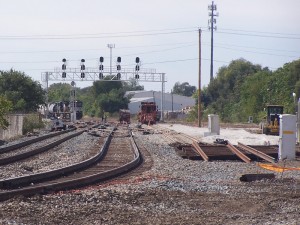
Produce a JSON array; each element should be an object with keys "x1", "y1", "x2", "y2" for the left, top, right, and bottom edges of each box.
[{"x1": 262, "y1": 105, "x2": 283, "y2": 135}]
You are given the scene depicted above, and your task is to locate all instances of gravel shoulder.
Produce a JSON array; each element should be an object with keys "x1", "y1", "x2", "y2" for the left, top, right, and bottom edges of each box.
[{"x1": 0, "y1": 124, "x2": 299, "y2": 225}]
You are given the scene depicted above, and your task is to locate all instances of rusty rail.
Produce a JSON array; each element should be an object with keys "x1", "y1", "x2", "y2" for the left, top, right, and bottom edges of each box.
[
  {"x1": 227, "y1": 142, "x2": 251, "y2": 163},
  {"x1": 0, "y1": 128, "x2": 142, "y2": 201},
  {"x1": 0, "y1": 129, "x2": 74, "y2": 154},
  {"x1": 0, "y1": 130, "x2": 84, "y2": 166},
  {"x1": 192, "y1": 141, "x2": 209, "y2": 161},
  {"x1": 238, "y1": 142, "x2": 276, "y2": 163}
]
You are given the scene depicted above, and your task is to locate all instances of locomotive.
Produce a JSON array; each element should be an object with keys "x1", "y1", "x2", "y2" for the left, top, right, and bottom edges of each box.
[
  {"x1": 40, "y1": 100, "x2": 83, "y2": 121},
  {"x1": 138, "y1": 102, "x2": 158, "y2": 125}
]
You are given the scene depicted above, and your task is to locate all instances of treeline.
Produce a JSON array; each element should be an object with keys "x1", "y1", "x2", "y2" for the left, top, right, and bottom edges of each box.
[
  {"x1": 198, "y1": 58, "x2": 300, "y2": 123},
  {"x1": 1, "y1": 58, "x2": 299, "y2": 127}
]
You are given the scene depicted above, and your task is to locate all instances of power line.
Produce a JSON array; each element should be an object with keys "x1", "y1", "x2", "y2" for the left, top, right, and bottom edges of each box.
[
  {"x1": 0, "y1": 29, "x2": 197, "y2": 40},
  {"x1": 218, "y1": 28, "x2": 300, "y2": 36},
  {"x1": 216, "y1": 31, "x2": 300, "y2": 40},
  {"x1": 0, "y1": 41, "x2": 196, "y2": 54}
]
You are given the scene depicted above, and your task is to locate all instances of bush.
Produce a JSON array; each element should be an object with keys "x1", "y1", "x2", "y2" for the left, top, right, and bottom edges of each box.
[{"x1": 22, "y1": 114, "x2": 45, "y2": 134}]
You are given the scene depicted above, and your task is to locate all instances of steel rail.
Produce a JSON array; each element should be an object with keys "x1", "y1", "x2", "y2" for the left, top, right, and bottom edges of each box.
[
  {"x1": 227, "y1": 142, "x2": 251, "y2": 163},
  {"x1": 192, "y1": 141, "x2": 209, "y2": 161},
  {"x1": 0, "y1": 130, "x2": 141, "y2": 201},
  {"x1": 238, "y1": 142, "x2": 276, "y2": 163},
  {"x1": 0, "y1": 130, "x2": 84, "y2": 166},
  {"x1": 0, "y1": 129, "x2": 74, "y2": 154}
]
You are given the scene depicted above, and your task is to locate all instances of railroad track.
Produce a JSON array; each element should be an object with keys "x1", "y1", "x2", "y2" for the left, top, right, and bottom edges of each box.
[
  {"x1": 0, "y1": 130, "x2": 84, "y2": 166},
  {"x1": 152, "y1": 124, "x2": 282, "y2": 163},
  {"x1": 0, "y1": 126, "x2": 142, "y2": 201}
]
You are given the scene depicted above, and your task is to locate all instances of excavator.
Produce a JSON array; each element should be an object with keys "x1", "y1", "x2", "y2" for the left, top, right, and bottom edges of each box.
[{"x1": 262, "y1": 105, "x2": 284, "y2": 135}]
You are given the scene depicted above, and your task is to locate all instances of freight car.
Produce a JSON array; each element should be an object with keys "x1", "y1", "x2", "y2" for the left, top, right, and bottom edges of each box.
[
  {"x1": 119, "y1": 109, "x2": 131, "y2": 124},
  {"x1": 138, "y1": 102, "x2": 158, "y2": 125}
]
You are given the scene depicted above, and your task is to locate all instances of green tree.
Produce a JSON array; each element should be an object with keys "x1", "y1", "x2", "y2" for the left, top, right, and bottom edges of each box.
[
  {"x1": 0, "y1": 70, "x2": 45, "y2": 112},
  {"x1": 0, "y1": 96, "x2": 12, "y2": 129},
  {"x1": 172, "y1": 82, "x2": 196, "y2": 97},
  {"x1": 47, "y1": 83, "x2": 74, "y2": 102},
  {"x1": 122, "y1": 78, "x2": 144, "y2": 91}
]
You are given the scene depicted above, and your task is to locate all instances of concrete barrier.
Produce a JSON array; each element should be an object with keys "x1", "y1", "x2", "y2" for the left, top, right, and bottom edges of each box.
[{"x1": 0, "y1": 114, "x2": 24, "y2": 140}]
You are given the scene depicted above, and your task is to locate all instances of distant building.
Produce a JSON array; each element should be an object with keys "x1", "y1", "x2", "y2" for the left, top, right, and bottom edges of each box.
[{"x1": 125, "y1": 90, "x2": 196, "y2": 114}]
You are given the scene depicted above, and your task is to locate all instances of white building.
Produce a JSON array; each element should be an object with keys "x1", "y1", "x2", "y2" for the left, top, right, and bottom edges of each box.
[{"x1": 125, "y1": 90, "x2": 196, "y2": 114}]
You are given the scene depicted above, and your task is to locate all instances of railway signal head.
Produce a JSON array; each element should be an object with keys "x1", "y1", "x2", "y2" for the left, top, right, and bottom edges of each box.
[
  {"x1": 117, "y1": 57, "x2": 121, "y2": 63},
  {"x1": 80, "y1": 59, "x2": 85, "y2": 70},
  {"x1": 117, "y1": 65, "x2": 121, "y2": 70},
  {"x1": 135, "y1": 74, "x2": 139, "y2": 79},
  {"x1": 135, "y1": 57, "x2": 140, "y2": 63},
  {"x1": 99, "y1": 72, "x2": 104, "y2": 79},
  {"x1": 81, "y1": 72, "x2": 85, "y2": 78},
  {"x1": 62, "y1": 58, "x2": 67, "y2": 78},
  {"x1": 99, "y1": 56, "x2": 104, "y2": 63},
  {"x1": 99, "y1": 64, "x2": 104, "y2": 71}
]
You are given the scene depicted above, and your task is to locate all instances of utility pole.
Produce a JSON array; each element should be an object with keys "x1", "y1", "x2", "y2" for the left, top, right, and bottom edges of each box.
[
  {"x1": 198, "y1": 29, "x2": 202, "y2": 127},
  {"x1": 208, "y1": 1, "x2": 218, "y2": 82},
  {"x1": 107, "y1": 44, "x2": 115, "y2": 75}
]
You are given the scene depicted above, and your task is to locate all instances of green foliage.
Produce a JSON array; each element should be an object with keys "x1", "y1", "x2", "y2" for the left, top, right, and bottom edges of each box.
[
  {"x1": 22, "y1": 114, "x2": 45, "y2": 134},
  {"x1": 0, "y1": 69, "x2": 45, "y2": 112},
  {"x1": 194, "y1": 58, "x2": 300, "y2": 124},
  {"x1": 74, "y1": 77, "x2": 134, "y2": 118},
  {"x1": 172, "y1": 82, "x2": 196, "y2": 97},
  {"x1": 122, "y1": 78, "x2": 144, "y2": 92},
  {"x1": 0, "y1": 96, "x2": 12, "y2": 129},
  {"x1": 48, "y1": 83, "x2": 73, "y2": 102}
]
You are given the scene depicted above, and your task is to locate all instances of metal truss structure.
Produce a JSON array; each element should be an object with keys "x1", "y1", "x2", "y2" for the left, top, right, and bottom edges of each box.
[{"x1": 41, "y1": 67, "x2": 167, "y2": 121}]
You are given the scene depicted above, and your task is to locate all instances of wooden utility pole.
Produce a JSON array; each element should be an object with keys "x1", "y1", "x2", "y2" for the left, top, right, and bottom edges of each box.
[{"x1": 198, "y1": 28, "x2": 202, "y2": 127}]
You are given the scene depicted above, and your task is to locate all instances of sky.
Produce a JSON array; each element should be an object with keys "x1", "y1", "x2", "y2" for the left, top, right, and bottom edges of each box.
[{"x1": 0, "y1": 0, "x2": 299, "y2": 93}]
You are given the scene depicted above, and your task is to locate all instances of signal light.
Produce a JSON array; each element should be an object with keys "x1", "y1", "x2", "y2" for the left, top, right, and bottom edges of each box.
[
  {"x1": 99, "y1": 57, "x2": 104, "y2": 63},
  {"x1": 135, "y1": 57, "x2": 140, "y2": 63},
  {"x1": 117, "y1": 65, "x2": 121, "y2": 70},
  {"x1": 117, "y1": 73, "x2": 121, "y2": 80},
  {"x1": 99, "y1": 65, "x2": 104, "y2": 70},
  {"x1": 81, "y1": 65, "x2": 85, "y2": 70},
  {"x1": 135, "y1": 65, "x2": 140, "y2": 71},
  {"x1": 62, "y1": 58, "x2": 67, "y2": 78},
  {"x1": 135, "y1": 74, "x2": 139, "y2": 79},
  {"x1": 99, "y1": 73, "x2": 103, "y2": 79},
  {"x1": 117, "y1": 57, "x2": 121, "y2": 63},
  {"x1": 81, "y1": 72, "x2": 85, "y2": 78}
]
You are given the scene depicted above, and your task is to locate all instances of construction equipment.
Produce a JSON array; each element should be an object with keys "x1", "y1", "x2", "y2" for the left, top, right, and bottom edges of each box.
[{"x1": 262, "y1": 105, "x2": 283, "y2": 135}]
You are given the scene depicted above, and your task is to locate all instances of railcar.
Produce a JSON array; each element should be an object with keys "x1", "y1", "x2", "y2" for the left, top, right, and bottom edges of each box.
[
  {"x1": 138, "y1": 102, "x2": 158, "y2": 125},
  {"x1": 119, "y1": 109, "x2": 131, "y2": 124}
]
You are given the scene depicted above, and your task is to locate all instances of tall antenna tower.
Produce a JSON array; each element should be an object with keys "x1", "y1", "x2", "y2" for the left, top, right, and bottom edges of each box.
[{"x1": 208, "y1": 1, "x2": 219, "y2": 82}]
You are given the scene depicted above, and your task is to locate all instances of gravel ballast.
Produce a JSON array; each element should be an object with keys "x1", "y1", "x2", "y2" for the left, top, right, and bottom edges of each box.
[{"x1": 0, "y1": 124, "x2": 299, "y2": 225}]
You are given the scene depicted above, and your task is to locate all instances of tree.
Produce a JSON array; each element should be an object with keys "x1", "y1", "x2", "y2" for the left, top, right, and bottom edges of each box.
[
  {"x1": 47, "y1": 83, "x2": 74, "y2": 102},
  {"x1": 0, "y1": 70, "x2": 45, "y2": 112},
  {"x1": 172, "y1": 82, "x2": 196, "y2": 97},
  {"x1": 0, "y1": 96, "x2": 12, "y2": 129},
  {"x1": 122, "y1": 78, "x2": 144, "y2": 92}
]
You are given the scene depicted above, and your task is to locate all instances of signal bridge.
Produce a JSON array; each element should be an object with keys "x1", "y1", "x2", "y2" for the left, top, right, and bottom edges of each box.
[
  {"x1": 41, "y1": 67, "x2": 167, "y2": 121},
  {"x1": 41, "y1": 67, "x2": 166, "y2": 83}
]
